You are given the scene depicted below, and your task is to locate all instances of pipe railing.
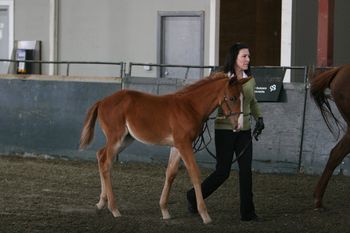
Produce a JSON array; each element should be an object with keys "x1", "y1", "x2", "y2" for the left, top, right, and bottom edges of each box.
[
  {"x1": 128, "y1": 62, "x2": 219, "y2": 79},
  {"x1": 0, "y1": 59, "x2": 126, "y2": 77}
]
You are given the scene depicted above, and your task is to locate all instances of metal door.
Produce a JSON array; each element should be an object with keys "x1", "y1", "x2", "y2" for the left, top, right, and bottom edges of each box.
[
  {"x1": 158, "y1": 11, "x2": 204, "y2": 79},
  {"x1": 0, "y1": 6, "x2": 9, "y2": 73}
]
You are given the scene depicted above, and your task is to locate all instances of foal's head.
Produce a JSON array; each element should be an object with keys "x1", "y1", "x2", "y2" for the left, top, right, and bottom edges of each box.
[{"x1": 220, "y1": 76, "x2": 251, "y2": 131}]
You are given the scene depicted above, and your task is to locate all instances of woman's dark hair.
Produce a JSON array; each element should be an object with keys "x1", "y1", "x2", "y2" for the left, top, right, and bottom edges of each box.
[{"x1": 223, "y1": 42, "x2": 251, "y2": 76}]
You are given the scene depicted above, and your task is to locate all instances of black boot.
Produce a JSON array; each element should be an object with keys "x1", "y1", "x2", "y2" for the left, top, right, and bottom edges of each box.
[{"x1": 186, "y1": 191, "x2": 198, "y2": 214}]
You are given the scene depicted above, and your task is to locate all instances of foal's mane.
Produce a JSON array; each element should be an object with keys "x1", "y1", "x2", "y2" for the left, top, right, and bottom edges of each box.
[{"x1": 175, "y1": 72, "x2": 228, "y2": 95}]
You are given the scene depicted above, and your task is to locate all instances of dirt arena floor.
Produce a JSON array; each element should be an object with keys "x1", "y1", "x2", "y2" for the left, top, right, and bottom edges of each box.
[{"x1": 0, "y1": 155, "x2": 349, "y2": 233}]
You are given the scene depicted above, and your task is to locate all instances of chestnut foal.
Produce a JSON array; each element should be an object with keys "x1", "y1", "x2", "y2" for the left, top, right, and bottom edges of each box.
[{"x1": 80, "y1": 72, "x2": 250, "y2": 224}]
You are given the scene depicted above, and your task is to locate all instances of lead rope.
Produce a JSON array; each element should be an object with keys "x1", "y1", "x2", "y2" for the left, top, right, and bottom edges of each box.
[
  {"x1": 192, "y1": 120, "x2": 213, "y2": 155},
  {"x1": 192, "y1": 118, "x2": 254, "y2": 165}
]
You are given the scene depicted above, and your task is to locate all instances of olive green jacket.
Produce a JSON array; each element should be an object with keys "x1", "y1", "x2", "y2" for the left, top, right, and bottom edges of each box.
[{"x1": 215, "y1": 76, "x2": 262, "y2": 130}]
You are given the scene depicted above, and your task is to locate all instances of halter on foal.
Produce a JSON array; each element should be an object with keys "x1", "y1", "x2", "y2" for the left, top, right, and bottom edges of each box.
[
  {"x1": 79, "y1": 72, "x2": 250, "y2": 224},
  {"x1": 310, "y1": 64, "x2": 350, "y2": 209}
]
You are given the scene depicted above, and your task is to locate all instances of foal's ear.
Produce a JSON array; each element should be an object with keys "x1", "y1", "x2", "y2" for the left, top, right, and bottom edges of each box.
[
  {"x1": 229, "y1": 76, "x2": 238, "y2": 85},
  {"x1": 238, "y1": 76, "x2": 252, "y2": 85}
]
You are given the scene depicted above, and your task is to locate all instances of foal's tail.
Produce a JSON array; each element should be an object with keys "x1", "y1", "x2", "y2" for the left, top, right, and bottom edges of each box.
[
  {"x1": 309, "y1": 66, "x2": 342, "y2": 137},
  {"x1": 79, "y1": 101, "x2": 100, "y2": 150}
]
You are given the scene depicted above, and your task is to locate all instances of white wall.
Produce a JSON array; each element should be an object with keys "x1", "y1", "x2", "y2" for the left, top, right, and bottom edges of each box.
[
  {"x1": 14, "y1": 0, "x2": 212, "y2": 76},
  {"x1": 14, "y1": 0, "x2": 50, "y2": 73},
  {"x1": 58, "y1": 0, "x2": 212, "y2": 76},
  {"x1": 13, "y1": 0, "x2": 350, "y2": 77}
]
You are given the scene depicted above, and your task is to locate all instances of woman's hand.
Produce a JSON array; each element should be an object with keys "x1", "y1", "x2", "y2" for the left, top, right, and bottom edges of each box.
[{"x1": 253, "y1": 117, "x2": 264, "y2": 141}]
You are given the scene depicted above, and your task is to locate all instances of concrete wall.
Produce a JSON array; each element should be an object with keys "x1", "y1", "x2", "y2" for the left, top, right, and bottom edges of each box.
[
  {"x1": 253, "y1": 83, "x2": 306, "y2": 174},
  {"x1": 256, "y1": 83, "x2": 349, "y2": 176},
  {"x1": 0, "y1": 74, "x2": 349, "y2": 176},
  {"x1": 0, "y1": 75, "x2": 121, "y2": 160},
  {"x1": 302, "y1": 93, "x2": 349, "y2": 175}
]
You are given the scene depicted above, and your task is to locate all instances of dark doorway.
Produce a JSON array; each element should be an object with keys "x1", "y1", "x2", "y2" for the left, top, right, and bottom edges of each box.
[{"x1": 219, "y1": 0, "x2": 281, "y2": 66}]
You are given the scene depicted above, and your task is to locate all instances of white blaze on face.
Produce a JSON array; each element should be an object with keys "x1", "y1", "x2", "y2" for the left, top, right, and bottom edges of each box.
[{"x1": 237, "y1": 92, "x2": 244, "y2": 130}]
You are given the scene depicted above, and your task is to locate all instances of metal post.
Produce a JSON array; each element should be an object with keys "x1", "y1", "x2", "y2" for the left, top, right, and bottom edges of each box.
[
  {"x1": 119, "y1": 63, "x2": 124, "y2": 78},
  {"x1": 128, "y1": 62, "x2": 133, "y2": 77},
  {"x1": 185, "y1": 67, "x2": 190, "y2": 79},
  {"x1": 66, "y1": 63, "x2": 70, "y2": 76},
  {"x1": 297, "y1": 66, "x2": 310, "y2": 173}
]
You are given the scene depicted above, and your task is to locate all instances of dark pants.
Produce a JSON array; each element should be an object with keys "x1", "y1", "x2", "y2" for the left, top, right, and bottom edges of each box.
[{"x1": 187, "y1": 129, "x2": 256, "y2": 220}]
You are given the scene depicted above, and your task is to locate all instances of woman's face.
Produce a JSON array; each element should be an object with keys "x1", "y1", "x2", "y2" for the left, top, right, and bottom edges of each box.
[{"x1": 235, "y1": 48, "x2": 250, "y2": 71}]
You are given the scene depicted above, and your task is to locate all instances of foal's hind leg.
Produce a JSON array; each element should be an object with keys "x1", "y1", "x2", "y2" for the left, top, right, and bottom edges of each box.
[
  {"x1": 96, "y1": 133, "x2": 134, "y2": 217},
  {"x1": 159, "y1": 147, "x2": 181, "y2": 219},
  {"x1": 96, "y1": 147, "x2": 107, "y2": 210},
  {"x1": 97, "y1": 145, "x2": 121, "y2": 217},
  {"x1": 314, "y1": 128, "x2": 350, "y2": 209}
]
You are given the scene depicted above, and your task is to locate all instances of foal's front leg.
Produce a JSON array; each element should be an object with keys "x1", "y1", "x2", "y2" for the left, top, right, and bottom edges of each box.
[
  {"x1": 178, "y1": 144, "x2": 212, "y2": 224},
  {"x1": 159, "y1": 147, "x2": 181, "y2": 219}
]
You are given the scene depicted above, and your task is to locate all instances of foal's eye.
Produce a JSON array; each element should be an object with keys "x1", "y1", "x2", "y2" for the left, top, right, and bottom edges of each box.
[{"x1": 230, "y1": 96, "x2": 237, "y2": 101}]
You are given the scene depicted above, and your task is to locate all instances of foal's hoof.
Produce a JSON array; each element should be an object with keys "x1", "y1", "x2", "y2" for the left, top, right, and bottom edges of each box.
[
  {"x1": 203, "y1": 217, "x2": 212, "y2": 224},
  {"x1": 96, "y1": 203, "x2": 105, "y2": 210},
  {"x1": 161, "y1": 211, "x2": 171, "y2": 220},
  {"x1": 96, "y1": 200, "x2": 107, "y2": 210},
  {"x1": 200, "y1": 214, "x2": 212, "y2": 224},
  {"x1": 111, "y1": 209, "x2": 122, "y2": 218},
  {"x1": 313, "y1": 206, "x2": 328, "y2": 212}
]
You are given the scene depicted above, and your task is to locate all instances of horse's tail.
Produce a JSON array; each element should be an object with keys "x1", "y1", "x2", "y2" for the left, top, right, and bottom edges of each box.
[
  {"x1": 309, "y1": 66, "x2": 342, "y2": 136},
  {"x1": 79, "y1": 101, "x2": 100, "y2": 150}
]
